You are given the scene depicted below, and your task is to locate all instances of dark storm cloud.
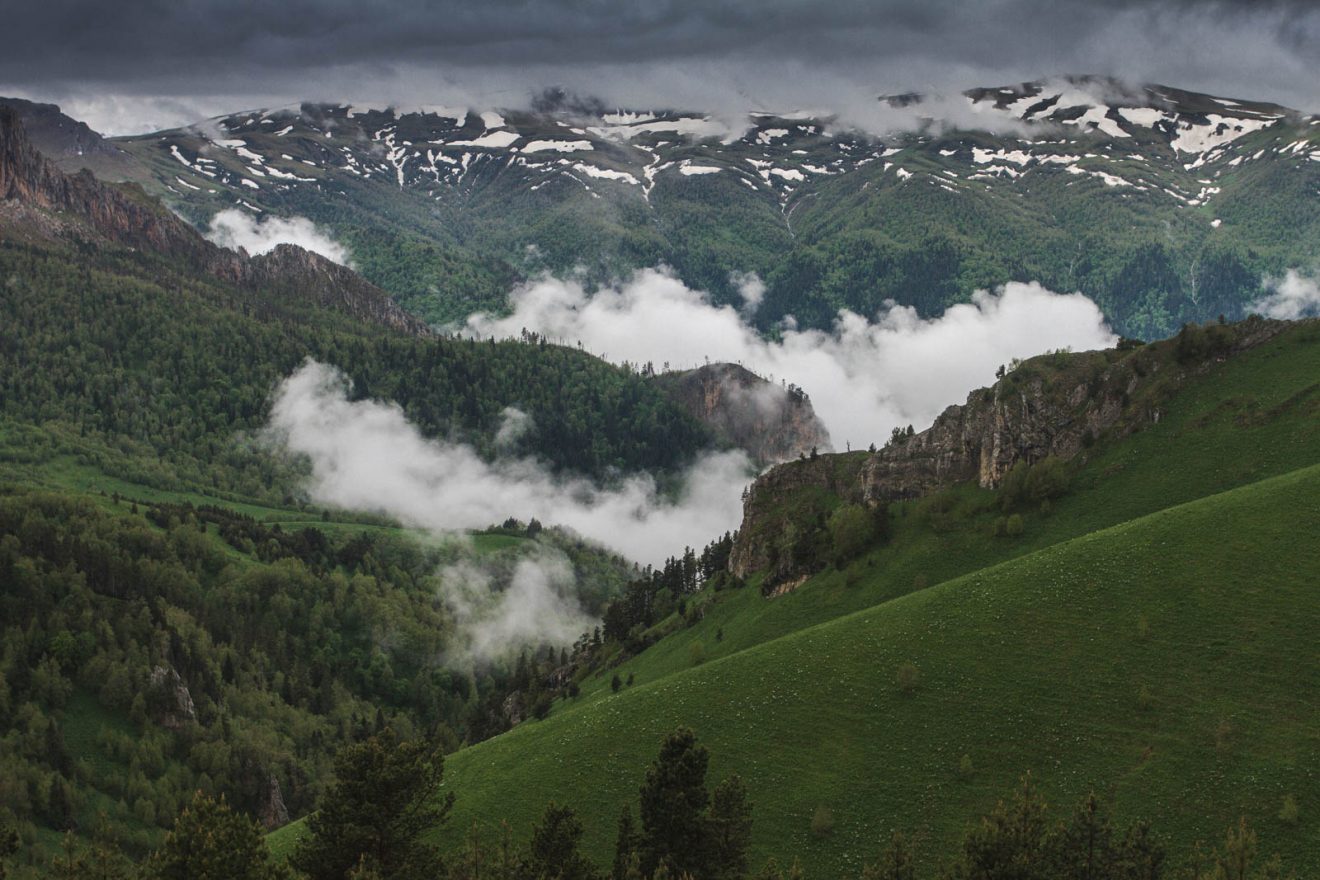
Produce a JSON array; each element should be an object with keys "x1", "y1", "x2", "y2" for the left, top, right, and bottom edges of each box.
[{"x1": 4, "y1": 0, "x2": 1320, "y2": 134}]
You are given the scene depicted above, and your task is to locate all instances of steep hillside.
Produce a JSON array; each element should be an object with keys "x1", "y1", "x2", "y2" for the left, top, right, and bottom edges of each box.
[
  {"x1": 272, "y1": 461, "x2": 1320, "y2": 876},
  {"x1": 550, "y1": 317, "x2": 1320, "y2": 712},
  {"x1": 105, "y1": 77, "x2": 1320, "y2": 336},
  {"x1": 0, "y1": 107, "x2": 429, "y2": 336},
  {"x1": 730, "y1": 317, "x2": 1290, "y2": 585},
  {"x1": 0, "y1": 96, "x2": 146, "y2": 181}
]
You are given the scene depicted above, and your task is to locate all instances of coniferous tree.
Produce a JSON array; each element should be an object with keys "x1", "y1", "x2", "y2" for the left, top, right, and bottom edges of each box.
[
  {"x1": 613, "y1": 805, "x2": 639, "y2": 880},
  {"x1": 292, "y1": 730, "x2": 453, "y2": 880},
  {"x1": 142, "y1": 791, "x2": 288, "y2": 880},
  {"x1": 707, "y1": 775, "x2": 753, "y2": 880},
  {"x1": 861, "y1": 832, "x2": 916, "y2": 880},
  {"x1": 943, "y1": 774, "x2": 1050, "y2": 880},
  {"x1": 638, "y1": 728, "x2": 712, "y2": 879},
  {"x1": 526, "y1": 802, "x2": 600, "y2": 880}
]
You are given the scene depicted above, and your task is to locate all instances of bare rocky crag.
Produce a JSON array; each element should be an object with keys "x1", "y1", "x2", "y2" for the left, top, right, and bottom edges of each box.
[
  {"x1": 729, "y1": 318, "x2": 1291, "y2": 583},
  {"x1": 652, "y1": 363, "x2": 832, "y2": 466},
  {"x1": 0, "y1": 107, "x2": 429, "y2": 336},
  {"x1": 0, "y1": 97, "x2": 145, "y2": 180}
]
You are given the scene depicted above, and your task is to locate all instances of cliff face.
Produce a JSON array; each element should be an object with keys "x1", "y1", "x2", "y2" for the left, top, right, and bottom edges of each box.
[
  {"x1": 729, "y1": 319, "x2": 1290, "y2": 583},
  {"x1": 653, "y1": 363, "x2": 832, "y2": 466},
  {"x1": 0, "y1": 97, "x2": 144, "y2": 180},
  {"x1": 0, "y1": 108, "x2": 428, "y2": 336}
]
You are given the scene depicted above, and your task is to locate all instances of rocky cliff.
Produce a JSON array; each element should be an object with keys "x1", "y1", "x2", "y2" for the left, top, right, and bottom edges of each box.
[
  {"x1": 0, "y1": 97, "x2": 145, "y2": 180},
  {"x1": 0, "y1": 107, "x2": 428, "y2": 336},
  {"x1": 729, "y1": 318, "x2": 1290, "y2": 583},
  {"x1": 652, "y1": 363, "x2": 832, "y2": 466}
]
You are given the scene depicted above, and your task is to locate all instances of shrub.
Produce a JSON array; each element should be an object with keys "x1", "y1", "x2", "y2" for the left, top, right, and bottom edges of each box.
[
  {"x1": 1215, "y1": 719, "x2": 1235, "y2": 753},
  {"x1": 1137, "y1": 685, "x2": 1155, "y2": 712},
  {"x1": 809, "y1": 805, "x2": 834, "y2": 838},
  {"x1": 829, "y1": 503, "x2": 882, "y2": 565},
  {"x1": 895, "y1": 663, "x2": 922, "y2": 695},
  {"x1": 958, "y1": 754, "x2": 975, "y2": 779},
  {"x1": 1005, "y1": 514, "x2": 1025, "y2": 537},
  {"x1": 1279, "y1": 794, "x2": 1300, "y2": 826},
  {"x1": 689, "y1": 642, "x2": 706, "y2": 666}
]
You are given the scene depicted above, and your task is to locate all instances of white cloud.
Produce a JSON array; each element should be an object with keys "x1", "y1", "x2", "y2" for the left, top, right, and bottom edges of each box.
[
  {"x1": 461, "y1": 269, "x2": 1117, "y2": 450},
  {"x1": 205, "y1": 208, "x2": 352, "y2": 265},
  {"x1": 440, "y1": 548, "x2": 593, "y2": 663},
  {"x1": 265, "y1": 360, "x2": 752, "y2": 568},
  {"x1": 1250, "y1": 270, "x2": 1320, "y2": 320},
  {"x1": 731, "y1": 270, "x2": 765, "y2": 317},
  {"x1": 493, "y1": 406, "x2": 534, "y2": 452}
]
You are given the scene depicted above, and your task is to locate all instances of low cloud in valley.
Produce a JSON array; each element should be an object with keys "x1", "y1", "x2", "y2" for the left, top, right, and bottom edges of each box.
[{"x1": 205, "y1": 209, "x2": 352, "y2": 266}]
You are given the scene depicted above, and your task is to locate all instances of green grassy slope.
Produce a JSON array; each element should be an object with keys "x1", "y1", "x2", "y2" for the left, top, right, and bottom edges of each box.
[
  {"x1": 300, "y1": 461, "x2": 1320, "y2": 876},
  {"x1": 555, "y1": 322, "x2": 1320, "y2": 710}
]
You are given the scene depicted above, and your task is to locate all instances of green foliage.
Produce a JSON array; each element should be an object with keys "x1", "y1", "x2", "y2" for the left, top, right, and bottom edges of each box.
[
  {"x1": 292, "y1": 730, "x2": 453, "y2": 880},
  {"x1": 708, "y1": 775, "x2": 753, "y2": 880},
  {"x1": 828, "y1": 503, "x2": 887, "y2": 566},
  {"x1": 809, "y1": 804, "x2": 834, "y2": 838},
  {"x1": 999, "y1": 456, "x2": 1071, "y2": 512},
  {"x1": 526, "y1": 802, "x2": 600, "y2": 880},
  {"x1": 0, "y1": 241, "x2": 712, "y2": 499},
  {"x1": 894, "y1": 663, "x2": 922, "y2": 695},
  {"x1": 422, "y1": 462, "x2": 1320, "y2": 876},
  {"x1": 1276, "y1": 795, "x2": 1298, "y2": 827},
  {"x1": 0, "y1": 824, "x2": 17, "y2": 880},
  {"x1": 1004, "y1": 514, "x2": 1025, "y2": 537},
  {"x1": 638, "y1": 729, "x2": 711, "y2": 878},
  {"x1": 860, "y1": 832, "x2": 916, "y2": 880},
  {"x1": 942, "y1": 781, "x2": 1165, "y2": 880},
  {"x1": 142, "y1": 791, "x2": 288, "y2": 880}
]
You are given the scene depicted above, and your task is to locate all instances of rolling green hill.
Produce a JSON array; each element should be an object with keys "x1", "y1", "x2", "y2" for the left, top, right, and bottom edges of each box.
[
  {"x1": 269, "y1": 460, "x2": 1320, "y2": 877},
  {"x1": 268, "y1": 320, "x2": 1320, "y2": 876}
]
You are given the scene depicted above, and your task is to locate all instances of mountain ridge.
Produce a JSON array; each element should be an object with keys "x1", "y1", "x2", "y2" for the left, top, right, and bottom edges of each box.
[
  {"x1": 0, "y1": 107, "x2": 430, "y2": 336},
  {"x1": 65, "y1": 75, "x2": 1320, "y2": 339}
]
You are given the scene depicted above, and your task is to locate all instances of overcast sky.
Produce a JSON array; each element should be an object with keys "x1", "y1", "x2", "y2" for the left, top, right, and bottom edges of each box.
[{"x1": 4, "y1": 0, "x2": 1319, "y2": 135}]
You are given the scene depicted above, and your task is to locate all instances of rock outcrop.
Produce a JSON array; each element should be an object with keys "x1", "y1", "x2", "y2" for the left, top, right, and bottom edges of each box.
[
  {"x1": 0, "y1": 97, "x2": 144, "y2": 180},
  {"x1": 147, "y1": 665, "x2": 197, "y2": 730},
  {"x1": 653, "y1": 363, "x2": 831, "y2": 465},
  {"x1": 0, "y1": 107, "x2": 428, "y2": 336},
  {"x1": 729, "y1": 318, "x2": 1291, "y2": 584},
  {"x1": 260, "y1": 774, "x2": 290, "y2": 829}
]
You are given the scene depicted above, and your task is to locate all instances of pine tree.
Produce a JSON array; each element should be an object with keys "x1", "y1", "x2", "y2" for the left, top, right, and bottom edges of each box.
[
  {"x1": 944, "y1": 774, "x2": 1050, "y2": 880},
  {"x1": 638, "y1": 728, "x2": 712, "y2": 879},
  {"x1": 707, "y1": 775, "x2": 753, "y2": 880},
  {"x1": 613, "y1": 805, "x2": 638, "y2": 880},
  {"x1": 527, "y1": 802, "x2": 599, "y2": 880},
  {"x1": 861, "y1": 831, "x2": 916, "y2": 880},
  {"x1": 291, "y1": 729, "x2": 453, "y2": 880},
  {"x1": 142, "y1": 791, "x2": 288, "y2": 880}
]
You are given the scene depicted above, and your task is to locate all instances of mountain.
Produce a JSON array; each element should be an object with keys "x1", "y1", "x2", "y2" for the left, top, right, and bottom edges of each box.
[
  {"x1": 97, "y1": 76, "x2": 1320, "y2": 337},
  {"x1": 0, "y1": 107, "x2": 430, "y2": 336},
  {"x1": 0, "y1": 100, "x2": 725, "y2": 872},
  {"x1": 651, "y1": 362, "x2": 832, "y2": 465},
  {"x1": 0, "y1": 96, "x2": 146, "y2": 181}
]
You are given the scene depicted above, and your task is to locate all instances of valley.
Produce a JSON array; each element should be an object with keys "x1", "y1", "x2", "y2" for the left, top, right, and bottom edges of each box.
[{"x1": 1, "y1": 42, "x2": 1319, "y2": 880}]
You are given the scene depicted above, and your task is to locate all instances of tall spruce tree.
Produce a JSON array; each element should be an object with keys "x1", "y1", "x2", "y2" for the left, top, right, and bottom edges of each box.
[
  {"x1": 142, "y1": 791, "x2": 288, "y2": 880},
  {"x1": 527, "y1": 802, "x2": 600, "y2": 880},
  {"x1": 638, "y1": 728, "x2": 712, "y2": 878},
  {"x1": 291, "y1": 729, "x2": 453, "y2": 880},
  {"x1": 613, "y1": 805, "x2": 639, "y2": 880},
  {"x1": 707, "y1": 775, "x2": 754, "y2": 880}
]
